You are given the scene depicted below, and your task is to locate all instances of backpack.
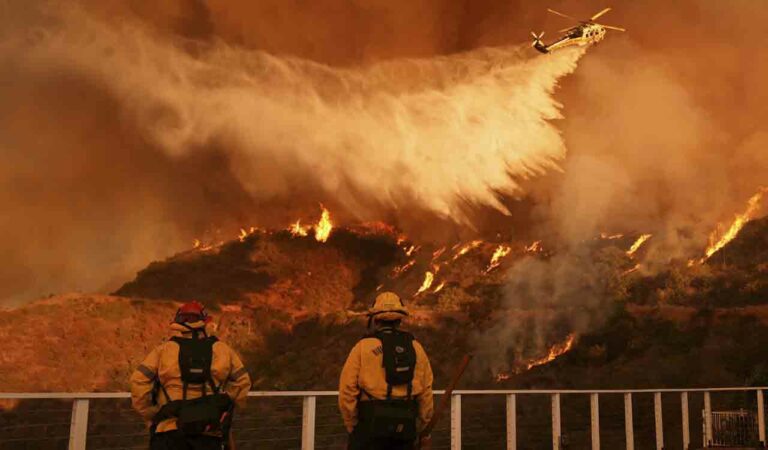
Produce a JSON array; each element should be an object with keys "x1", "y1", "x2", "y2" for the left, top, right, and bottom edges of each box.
[
  {"x1": 153, "y1": 335, "x2": 234, "y2": 436},
  {"x1": 357, "y1": 329, "x2": 419, "y2": 441}
]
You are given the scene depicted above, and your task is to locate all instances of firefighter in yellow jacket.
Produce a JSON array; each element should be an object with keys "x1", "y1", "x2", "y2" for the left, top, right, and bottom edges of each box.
[
  {"x1": 339, "y1": 292, "x2": 434, "y2": 450},
  {"x1": 130, "y1": 301, "x2": 251, "y2": 450}
]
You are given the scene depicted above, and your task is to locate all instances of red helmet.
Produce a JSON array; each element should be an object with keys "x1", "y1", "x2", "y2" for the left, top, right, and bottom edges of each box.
[{"x1": 173, "y1": 301, "x2": 211, "y2": 324}]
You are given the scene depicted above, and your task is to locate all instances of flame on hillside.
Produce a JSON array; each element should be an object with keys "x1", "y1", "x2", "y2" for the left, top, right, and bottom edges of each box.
[
  {"x1": 289, "y1": 220, "x2": 310, "y2": 237},
  {"x1": 391, "y1": 260, "x2": 416, "y2": 278},
  {"x1": 702, "y1": 187, "x2": 766, "y2": 261},
  {"x1": 627, "y1": 234, "x2": 652, "y2": 256},
  {"x1": 286, "y1": 206, "x2": 334, "y2": 241},
  {"x1": 525, "y1": 334, "x2": 577, "y2": 371},
  {"x1": 495, "y1": 334, "x2": 577, "y2": 382},
  {"x1": 525, "y1": 240, "x2": 543, "y2": 253},
  {"x1": 416, "y1": 271, "x2": 435, "y2": 294},
  {"x1": 452, "y1": 240, "x2": 483, "y2": 261},
  {"x1": 314, "y1": 207, "x2": 333, "y2": 242},
  {"x1": 486, "y1": 245, "x2": 512, "y2": 273}
]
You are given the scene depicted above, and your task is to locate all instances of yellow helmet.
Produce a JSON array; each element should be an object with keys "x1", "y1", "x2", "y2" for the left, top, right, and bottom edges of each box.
[{"x1": 368, "y1": 291, "x2": 408, "y2": 320}]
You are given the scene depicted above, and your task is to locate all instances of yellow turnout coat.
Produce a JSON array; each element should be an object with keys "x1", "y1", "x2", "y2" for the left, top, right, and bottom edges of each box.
[
  {"x1": 338, "y1": 332, "x2": 434, "y2": 433},
  {"x1": 130, "y1": 322, "x2": 251, "y2": 434}
]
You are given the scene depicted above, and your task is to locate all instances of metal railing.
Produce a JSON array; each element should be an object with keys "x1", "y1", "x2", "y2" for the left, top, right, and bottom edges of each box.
[{"x1": 1, "y1": 387, "x2": 767, "y2": 450}]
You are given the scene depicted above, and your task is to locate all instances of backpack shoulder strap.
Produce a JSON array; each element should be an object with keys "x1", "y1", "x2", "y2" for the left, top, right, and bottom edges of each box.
[{"x1": 207, "y1": 336, "x2": 221, "y2": 395}]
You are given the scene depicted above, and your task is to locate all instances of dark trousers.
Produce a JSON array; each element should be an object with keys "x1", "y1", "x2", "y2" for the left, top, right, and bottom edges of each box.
[
  {"x1": 348, "y1": 427, "x2": 415, "y2": 450},
  {"x1": 150, "y1": 430, "x2": 223, "y2": 450}
]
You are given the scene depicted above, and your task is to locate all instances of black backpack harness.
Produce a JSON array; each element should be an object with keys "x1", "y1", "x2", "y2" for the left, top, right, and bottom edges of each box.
[
  {"x1": 152, "y1": 328, "x2": 234, "y2": 437},
  {"x1": 357, "y1": 328, "x2": 420, "y2": 441}
]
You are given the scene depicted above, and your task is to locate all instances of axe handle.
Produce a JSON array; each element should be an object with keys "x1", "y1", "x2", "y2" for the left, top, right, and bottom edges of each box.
[{"x1": 420, "y1": 354, "x2": 473, "y2": 439}]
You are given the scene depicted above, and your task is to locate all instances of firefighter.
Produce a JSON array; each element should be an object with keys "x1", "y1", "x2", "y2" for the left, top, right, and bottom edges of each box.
[
  {"x1": 339, "y1": 291, "x2": 434, "y2": 450},
  {"x1": 130, "y1": 301, "x2": 251, "y2": 450}
]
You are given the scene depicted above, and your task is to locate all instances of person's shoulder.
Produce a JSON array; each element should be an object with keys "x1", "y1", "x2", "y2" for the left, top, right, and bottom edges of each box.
[
  {"x1": 211, "y1": 338, "x2": 234, "y2": 352},
  {"x1": 412, "y1": 338, "x2": 428, "y2": 354}
]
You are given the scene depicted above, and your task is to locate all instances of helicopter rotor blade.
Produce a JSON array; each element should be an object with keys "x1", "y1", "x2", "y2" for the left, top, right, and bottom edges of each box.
[
  {"x1": 599, "y1": 24, "x2": 626, "y2": 31},
  {"x1": 590, "y1": 7, "x2": 612, "y2": 21},
  {"x1": 547, "y1": 8, "x2": 578, "y2": 21}
]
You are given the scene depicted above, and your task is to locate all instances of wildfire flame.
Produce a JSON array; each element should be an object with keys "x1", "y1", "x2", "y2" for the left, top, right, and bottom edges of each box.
[
  {"x1": 495, "y1": 334, "x2": 577, "y2": 382},
  {"x1": 193, "y1": 239, "x2": 201, "y2": 249},
  {"x1": 391, "y1": 260, "x2": 416, "y2": 278},
  {"x1": 600, "y1": 232, "x2": 624, "y2": 240},
  {"x1": 433, "y1": 281, "x2": 446, "y2": 293},
  {"x1": 314, "y1": 207, "x2": 333, "y2": 242},
  {"x1": 525, "y1": 240, "x2": 542, "y2": 253},
  {"x1": 452, "y1": 240, "x2": 483, "y2": 261},
  {"x1": 289, "y1": 220, "x2": 310, "y2": 237},
  {"x1": 627, "y1": 234, "x2": 652, "y2": 256},
  {"x1": 622, "y1": 264, "x2": 641, "y2": 276},
  {"x1": 238, "y1": 227, "x2": 256, "y2": 242},
  {"x1": 486, "y1": 244, "x2": 512, "y2": 273},
  {"x1": 525, "y1": 334, "x2": 576, "y2": 371},
  {"x1": 495, "y1": 373, "x2": 510, "y2": 382},
  {"x1": 416, "y1": 271, "x2": 435, "y2": 294},
  {"x1": 703, "y1": 187, "x2": 767, "y2": 260},
  {"x1": 431, "y1": 247, "x2": 446, "y2": 261}
]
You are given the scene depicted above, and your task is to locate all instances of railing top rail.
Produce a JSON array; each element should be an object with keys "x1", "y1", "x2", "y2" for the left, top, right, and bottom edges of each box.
[{"x1": 2, "y1": 387, "x2": 767, "y2": 400}]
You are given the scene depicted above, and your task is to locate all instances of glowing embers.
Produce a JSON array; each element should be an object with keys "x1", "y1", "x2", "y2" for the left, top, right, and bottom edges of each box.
[
  {"x1": 702, "y1": 187, "x2": 766, "y2": 261},
  {"x1": 626, "y1": 234, "x2": 652, "y2": 256}
]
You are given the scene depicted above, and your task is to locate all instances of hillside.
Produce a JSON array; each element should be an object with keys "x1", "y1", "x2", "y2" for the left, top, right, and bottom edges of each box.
[{"x1": 2, "y1": 217, "x2": 767, "y2": 394}]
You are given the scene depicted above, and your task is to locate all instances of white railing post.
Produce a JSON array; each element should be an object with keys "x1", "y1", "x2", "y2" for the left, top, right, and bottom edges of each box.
[
  {"x1": 301, "y1": 395, "x2": 316, "y2": 450},
  {"x1": 451, "y1": 394, "x2": 462, "y2": 450},
  {"x1": 654, "y1": 392, "x2": 664, "y2": 450},
  {"x1": 758, "y1": 390, "x2": 766, "y2": 445},
  {"x1": 624, "y1": 393, "x2": 634, "y2": 450},
  {"x1": 68, "y1": 399, "x2": 89, "y2": 450},
  {"x1": 704, "y1": 391, "x2": 713, "y2": 446},
  {"x1": 552, "y1": 393, "x2": 561, "y2": 450},
  {"x1": 506, "y1": 394, "x2": 517, "y2": 450},
  {"x1": 681, "y1": 392, "x2": 690, "y2": 450},
  {"x1": 590, "y1": 393, "x2": 600, "y2": 450}
]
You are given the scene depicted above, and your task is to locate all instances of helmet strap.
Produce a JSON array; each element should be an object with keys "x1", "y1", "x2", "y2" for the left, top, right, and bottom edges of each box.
[{"x1": 179, "y1": 321, "x2": 207, "y2": 339}]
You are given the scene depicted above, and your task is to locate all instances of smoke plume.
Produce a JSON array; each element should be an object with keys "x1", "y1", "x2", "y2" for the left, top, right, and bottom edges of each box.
[{"x1": 0, "y1": 1, "x2": 583, "y2": 304}]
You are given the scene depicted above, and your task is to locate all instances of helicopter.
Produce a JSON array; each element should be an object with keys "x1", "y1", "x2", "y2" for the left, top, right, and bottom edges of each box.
[{"x1": 531, "y1": 7, "x2": 625, "y2": 54}]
